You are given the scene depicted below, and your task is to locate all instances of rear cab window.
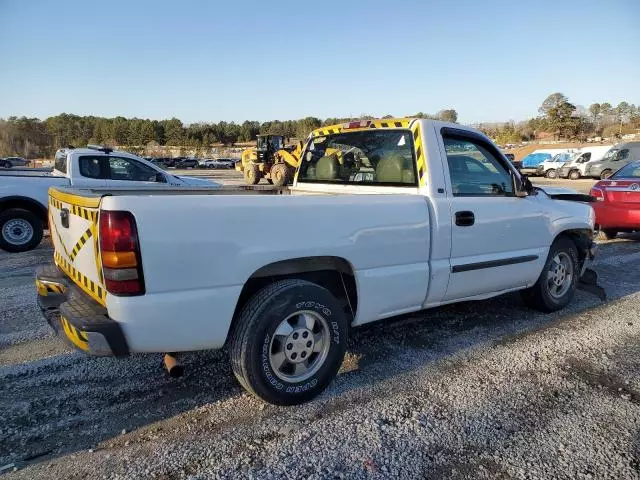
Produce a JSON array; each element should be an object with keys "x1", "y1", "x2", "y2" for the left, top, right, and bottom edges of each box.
[
  {"x1": 297, "y1": 129, "x2": 417, "y2": 186},
  {"x1": 54, "y1": 151, "x2": 68, "y2": 174}
]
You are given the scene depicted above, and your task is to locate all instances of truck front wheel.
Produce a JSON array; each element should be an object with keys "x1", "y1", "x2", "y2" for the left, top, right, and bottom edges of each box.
[
  {"x1": 521, "y1": 237, "x2": 578, "y2": 313},
  {"x1": 244, "y1": 164, "x2": 260, "y2": 185},
  {"x1": 270, "y1": 163, "x2": 290, "y2": 187},
  {"x1": 0, "y1": 208, "x2": 43, "y2": 253},
  {"x1": 230, "y1": 279, "x2": 348, "y2": 405},
  {"x1": 545, "y1": 169, "x2": 557, "y2": 179}
]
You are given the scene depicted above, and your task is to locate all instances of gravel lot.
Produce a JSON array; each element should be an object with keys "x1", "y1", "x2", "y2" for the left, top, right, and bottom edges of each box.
[{"x1": 1, "y1": 216, "x2": 638, "y2": 478}]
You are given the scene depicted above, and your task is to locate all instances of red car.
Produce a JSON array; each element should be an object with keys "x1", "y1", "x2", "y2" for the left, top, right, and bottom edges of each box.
[{"x1": 590, "y1": 160, "x2": 640, "y2": 239}]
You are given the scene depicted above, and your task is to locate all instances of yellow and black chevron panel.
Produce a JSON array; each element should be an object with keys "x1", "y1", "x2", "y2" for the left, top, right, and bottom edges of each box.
[
  {"x1": 55, "y1": 251, "x2": 107, "y2": 305},
  {"x1": 70, "y1": 205, "x2": 98, "y2": 222},
  {"x1": 60, "y1": 316, "x2": 89, "y2": 351},
  {"x1": 49, "y1": 197, "x2": 64, "y2": 210},
  {"x1": 411, "y1": 122, "x2": 427, "y2": 187},
  {"x1": 313, "y1": 118, "x2": 412, "y2": 137},
  {"x1": 35, "y1": 278, "x2": 66, "y2": 296},
  {"x1": 69, "y1": 227, "x2": 93, "y2": 261}
]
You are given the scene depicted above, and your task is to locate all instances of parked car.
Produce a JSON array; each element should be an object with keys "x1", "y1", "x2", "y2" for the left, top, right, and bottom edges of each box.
[
  {"x1": 519, "y1": 152, "x2": 553, "y2": 175},
  {"x1": 0, "y1": 146, "x2": 219, "y2": 252},
  {"x1": 590, "y1": 160, "x2": 640, "y2": 239},
  {"x1": 584, "y1": 142, "x2": 640, "y2": 179},
  {"x1": 36, "y1": 118, "x2": 601, "y2": 406},
  {"x1": 535, "y1": 153, "x2": 573, "y2": 178},
  {"x1": 1, "y1": 156, "x2": 29, "y2": 168},
  {"x1": 558, "y1": 146, "x2": 613, "y2": 180},
  {"x1": 200, "y1": 158, "x2": 235, "y2": 169},
  {"x1": 174, "y1": 158, "x2": 199, "y2": 169}
]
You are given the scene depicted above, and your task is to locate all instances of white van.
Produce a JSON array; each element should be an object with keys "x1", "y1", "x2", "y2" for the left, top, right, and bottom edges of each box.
[{"x1": 557, "y1": 146, "x2": 613, "y2": 180}]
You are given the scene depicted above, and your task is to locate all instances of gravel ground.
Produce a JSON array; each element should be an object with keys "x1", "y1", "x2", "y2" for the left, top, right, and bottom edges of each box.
[{"x1": 1, "y1": 234, "x2": 639, "y2": 479}]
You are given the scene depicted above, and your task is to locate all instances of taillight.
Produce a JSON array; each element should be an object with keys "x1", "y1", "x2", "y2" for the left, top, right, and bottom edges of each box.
[
  {"x1": 99, "y1": 211, "x2": 145, "y2": 295},
  {"x1": 590, "y1": 187, "x2": 604, "y2": 201}
]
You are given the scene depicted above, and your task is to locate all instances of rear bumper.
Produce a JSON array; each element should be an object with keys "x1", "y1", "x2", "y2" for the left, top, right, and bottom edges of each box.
[
  {"x1": 519, "y1": 167, "x2": 539, "y2": 176},
  {"x1": 593, "y1": 203, "x2": 640, "y2": 229},
  {"x1": 35, "y1": 263, "x2": 129, "y2": 356}
]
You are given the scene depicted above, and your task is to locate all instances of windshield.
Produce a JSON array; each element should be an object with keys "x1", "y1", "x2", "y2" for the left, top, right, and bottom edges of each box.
[
  {"x1": 298, "y1": 130, "x2": 417, "y2": 186},
  {"x1": 612, "y1": 162, "x2": 640, "y2": 179},
  {"x1": 602, "y1": 148, "x2": 619, "y2": 160}
]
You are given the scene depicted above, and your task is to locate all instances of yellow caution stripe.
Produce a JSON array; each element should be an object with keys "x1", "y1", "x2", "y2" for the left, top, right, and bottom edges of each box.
[
  {"x1": 313, "y1": 117, "x2": 412, "y2": 137},
  {"x1": 69, "y1": 227, "x2": 93, "y2": 261},
  {"x1": 55, "y1": 251, "x2": 107, "y2": 306},
  {"x1": 35, "y1": 278, "x2": 66, "y2": 296},
  {"x1": 411, "y1": 122, "x2": 427, "y2": 186},
  {"x1": 61, "y1": 316, "x2": 89, "y2": 351}
]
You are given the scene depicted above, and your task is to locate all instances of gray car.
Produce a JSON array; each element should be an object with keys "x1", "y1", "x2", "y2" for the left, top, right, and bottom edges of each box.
[
  {"x1": 585, "y1": 141, "x2": 640, "y2": 179},
  {"x1": 0, "y1": 156, "x2": 29, "y2": 168}
]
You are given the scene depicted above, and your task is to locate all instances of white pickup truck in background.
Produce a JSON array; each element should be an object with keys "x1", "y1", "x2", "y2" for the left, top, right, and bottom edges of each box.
[
  {"x1": 0, "y1": 146, "x2": 218, "y2": 252},
  {"x1": 36, "y1": 118, "x2": 603, "y2": 405}
]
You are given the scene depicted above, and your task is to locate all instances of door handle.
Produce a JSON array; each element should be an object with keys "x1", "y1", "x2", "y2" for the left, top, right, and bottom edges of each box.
[
  {"x1": 60, "y1": 208, "x2": 70, "y2": 228},
  {"x1": 455, "y1": 211, "x2": 475, "y2": 227}
]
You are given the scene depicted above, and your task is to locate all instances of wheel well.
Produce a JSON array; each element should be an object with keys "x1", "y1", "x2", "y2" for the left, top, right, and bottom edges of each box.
[
  {"x1": 555, "y1": 229, "x2": 593, "y2": 264},
  {"x1": 231, "y1": 257, "x2": 358, "y2": 335},
  {"x1": 0, "y1": 197, "x2": 47, "y2": 224}
]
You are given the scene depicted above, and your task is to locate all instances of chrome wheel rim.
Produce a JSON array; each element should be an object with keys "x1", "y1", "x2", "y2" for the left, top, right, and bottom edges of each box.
[
  {"x1": 547, "y1": 252, "x2": 573, "y2": 299},
  {"x1": 269, "y1": 310, "x2": 331, "y2": 382},
  {"x1": 2, "y1": 219, "x2": 33, "y2": 245}
]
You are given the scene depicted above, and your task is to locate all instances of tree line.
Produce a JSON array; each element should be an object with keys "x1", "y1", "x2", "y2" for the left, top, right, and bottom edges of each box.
[
  {"x1": 0, "y1": 109, "x2": 458, "y2": 158},
  {"x1": 478, "y1": 93, "x2": 640, "y2": 146}
]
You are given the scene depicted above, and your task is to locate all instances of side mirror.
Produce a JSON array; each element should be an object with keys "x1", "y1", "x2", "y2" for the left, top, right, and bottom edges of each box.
[
  {"x1": 513, "y1": 173, "x2": 532, "y2": 197},
  {"x1": 155, "y1": 173, "x2": 167, "y2": 183}
]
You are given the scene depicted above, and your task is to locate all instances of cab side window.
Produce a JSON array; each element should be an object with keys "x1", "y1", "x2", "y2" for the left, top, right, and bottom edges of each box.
[
  {"x1": 443, "y1": 137, "x2": 513, "y2": 196},
  {"x1": 617, "y1": 149, "x2": 629, "y2": 161},
  {"x1": 108, "y1": 157, "x2": 158, "y2": 181},
  {"x1": 78, "y1": 156, "x2": 105, "y2": 179}
]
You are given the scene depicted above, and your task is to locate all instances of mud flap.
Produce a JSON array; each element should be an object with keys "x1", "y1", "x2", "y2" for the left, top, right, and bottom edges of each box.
[{"x1": 577, "y1": 268, "x2": 607, "y2": 301}]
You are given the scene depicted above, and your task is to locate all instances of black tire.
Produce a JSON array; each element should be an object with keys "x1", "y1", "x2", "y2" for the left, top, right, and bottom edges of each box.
[
  {"x1": 599, "y1": 229, "x2": 618, "y2": 240},
  {"x1": 229, "y1": 279, "x2": 348, "y2": 405},
  {"x1": 568, "y1": 169, "x2": 581, "y2": 180},
  {"x1": 244, "y1": 164, "x2": 260, "y2": 185},
  {"x1": 270, "y1": 163, "x2": 290, "y2": 187},
  {"x1": 600, "y1": 169, "x2": 613, "y2": 180},
  {"x1": 0, "y1": 160, "x2": 10, "y2": 168},
  {"x1": 0, "y1": 208, "x2": 43, "y2": 253},
  {"x1": 545, "y1": 169, "x2": 557, "y2": 179},
  {"x1": 520, "y1": 236, "x2": 579, "y2": 313}
]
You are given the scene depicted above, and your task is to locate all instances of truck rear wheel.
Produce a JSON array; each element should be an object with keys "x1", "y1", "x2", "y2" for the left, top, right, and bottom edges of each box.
[
  {"x1": 600, "y1": 169, "x2": 613, "y2": 180},
  {"x1": 270, "y1": 163, "x2": 290, "y2": 187},
  {"x1": 520, "y1": 237, "x2": 578, "y2": 313},
  {"x1": 244, "y1": 164, "x2": 260, "y2": 185},
  {"x1": 229, "y1": 279, "x2": 348, "y2": 405},
  {"x1": 0, "y1": 208, "x2": 43, "y2": 253},
  {"x1": 568, "y1": 169, "x2": 581, "y2": 180}
]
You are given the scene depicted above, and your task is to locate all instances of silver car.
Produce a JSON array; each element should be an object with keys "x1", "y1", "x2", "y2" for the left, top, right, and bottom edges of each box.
[{"x1": 585, "y1": 141, "x2": 640, "y2": 179}]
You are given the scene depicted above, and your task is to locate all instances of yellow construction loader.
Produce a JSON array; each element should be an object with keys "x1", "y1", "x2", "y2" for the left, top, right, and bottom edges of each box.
[{"x1": 236, "y1": 135, "x2": 302, "y2": 186}]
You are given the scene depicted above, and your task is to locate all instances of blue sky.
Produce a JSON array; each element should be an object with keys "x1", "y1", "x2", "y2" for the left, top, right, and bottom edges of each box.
[{"x1": 1, "y1": 0, "x2": 638, "y2": 124}]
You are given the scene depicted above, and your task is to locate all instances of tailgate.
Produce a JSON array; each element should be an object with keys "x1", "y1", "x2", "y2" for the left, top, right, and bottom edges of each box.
[
  {"x1": 604, "y1": 181, "x2": 640, "y2": 204},
  {"x1": 48, "y1": 187, "x2": 106, "y2": 305}
]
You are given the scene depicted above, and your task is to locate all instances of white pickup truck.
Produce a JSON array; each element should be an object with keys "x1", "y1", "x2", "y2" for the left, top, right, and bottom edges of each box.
[
  {"x1": 36, "y1": 119, "x2": 603, "y2": 405},
  {"x1": 0, "y1": 146, "x2": 218, "y2": 252}
]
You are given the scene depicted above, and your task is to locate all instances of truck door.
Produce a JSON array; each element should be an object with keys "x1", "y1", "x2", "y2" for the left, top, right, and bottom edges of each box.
[{"x1": 438, "y1": 128, "x2": 550, "y2": 301}]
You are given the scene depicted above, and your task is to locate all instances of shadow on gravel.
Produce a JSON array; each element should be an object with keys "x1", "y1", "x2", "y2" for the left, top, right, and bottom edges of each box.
[{"x1": 1, "y1": 235, "x2": 639, "y2": 470}]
